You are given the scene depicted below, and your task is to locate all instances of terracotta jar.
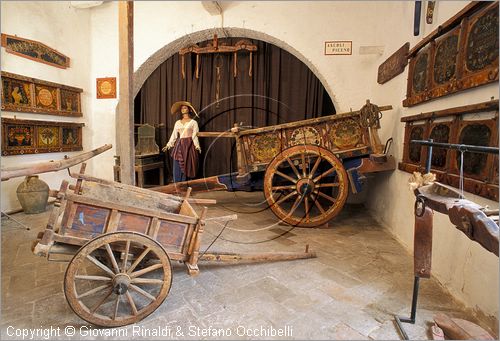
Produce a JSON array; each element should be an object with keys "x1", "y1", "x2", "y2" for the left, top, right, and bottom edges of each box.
[{"x1": 16, "y1": 176, "x2": 49, "y2": 214}]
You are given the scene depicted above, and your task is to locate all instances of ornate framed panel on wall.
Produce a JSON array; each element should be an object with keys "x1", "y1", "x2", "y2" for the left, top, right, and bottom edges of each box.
[
  {"x1": 1, "y1": 118, "x2": 84, "y2": 155},
  {"x1": 399, "y1": 100, "x2": 499, "y2": 201},
  {"x1": 1, "y1": 71, "x2": 83, "y2": 117},
  {"x1": 404, "y1": 2, "x2": 499, "y2": 107},
  {"x1": 1, "y1": 33, "x2": 70, "y2": 69}
]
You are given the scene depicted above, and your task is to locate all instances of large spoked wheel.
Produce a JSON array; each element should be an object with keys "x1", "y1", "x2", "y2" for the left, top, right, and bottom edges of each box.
[
  {"x1": 64, "y1": 232, "x2": 172, "y2": 327},
  {"x1": 264, "y1": 145, "x2": 348, "y2": 227}
]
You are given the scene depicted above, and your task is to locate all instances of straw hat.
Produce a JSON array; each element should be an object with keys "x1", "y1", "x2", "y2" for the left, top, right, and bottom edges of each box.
[{"x1": 170, "y1": 101, "x2": 198, "y2": 117}]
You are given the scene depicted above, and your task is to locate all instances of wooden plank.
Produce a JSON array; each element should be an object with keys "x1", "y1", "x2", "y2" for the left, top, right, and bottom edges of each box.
[
  {"x1": 238, "y1": 105, "x2": 393, "y2": 136},
  {"x1": 1, "y1": 145, "x2": 111, "y2": 181},
  {"x1": 199, "y1": 250, "x2": 317, "y2": 263},
  {"x1": 377, "y1": 42, "x2": 410, "y2": 84},
  {"x1": 64, "y1": 193, "x2": 198, "y2": 224},
  {"x1": 196, "y1": 131, "x2": 236, "y2": 138},
  {"x1": 106, "y1": 210, "x2": 120, "y2": 233},
  {"x1": 401, "y1": 100, "x2": 499, "y2": 122},
  {"x1": 408, "y1": 2, "x2": 483, "y2": 57},
  {"x1": 116, "y1": 1, "x2": 135, "y2": 185}
]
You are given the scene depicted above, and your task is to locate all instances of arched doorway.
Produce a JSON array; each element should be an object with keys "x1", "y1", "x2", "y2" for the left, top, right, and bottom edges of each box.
[{"x1": 133, "y1": 30, "x2": 336, "y2": 184}]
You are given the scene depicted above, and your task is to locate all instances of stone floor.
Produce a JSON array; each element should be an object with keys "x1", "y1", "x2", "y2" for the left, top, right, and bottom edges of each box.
[{"x1": 1, "y1": 191, "x2": 496, "y2": 340}]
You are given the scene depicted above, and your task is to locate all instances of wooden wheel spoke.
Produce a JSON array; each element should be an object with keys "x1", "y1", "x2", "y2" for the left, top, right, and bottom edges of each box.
[
  {"x1": 86, "y1": 255, "x2": 115, "y2": 277},
  {"x1": 271, "y1": 185, "x2": 295, "y2": 191},
  {"x1": 275, "y1": 170, "x2": 297, "y2": 184},
  {"x1": 130, "y1": 284, "x2": 156, "y2": 301},
  {"x1": 77, "y1": 284, "x2": 111, "y2": 299},
  {"x1": 105, "y1": 244, "x2": 120, "y2": 274},
  {"x1": 301, "y1": 153, "x2": 307, "y2": 177},
  {"x1": 311, "y1": 193, "x2": 326, "y2": 213},
  {"x1": 125, "y1": 291, "x2": 138, "y2": 316},
  {"x1": 313, "y1": 166, "x2": 336, "y2": 183},
  {"x1": 113, "y1": 295, "x2": 120, "y2": 320},
  {"x1": 316, "y1": 182, "x2": 340, "y2": 188},
  {"x1": 316, "y1": 190, "x2": 337, "y2": 203},
  {"x1": 75, "y1": 275, "x2": 112, "y2": 282},
  {"x1": 287, "y1": 195, "x2": 303, "y2": 217},
  {"x1": 304, "y1": 196, "x2": 310, "y2": 221},
  {"x1": 90, "y1": 289, "x2": 113, "y2": 313},
  {"x1": 127, "y1": 247, "x2": 151, "y2": 274},
  {"x1": 130, "y1": 263, "x2": 163, "y2": 279},
  {"x1": 274, "y1": 190, "x2": 298, "y2": 206},
  {"x1": 131, "y1": 278, "x2": 164, "y2": 285},
  {"x1": 309, "y1": 156, "x2": 322, "y2": 179},
  {"x1": 286, "y1": 157, "x2": 301, "y2": 179},
  {"x1": 122, "y1": 240, "x2": 131, "y2": 272}
]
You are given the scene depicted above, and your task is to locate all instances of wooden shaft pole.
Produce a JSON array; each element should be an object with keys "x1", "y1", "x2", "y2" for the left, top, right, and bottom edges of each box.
[{"x1": 116, "y1": 1, "x2": 135, "y2": 185}]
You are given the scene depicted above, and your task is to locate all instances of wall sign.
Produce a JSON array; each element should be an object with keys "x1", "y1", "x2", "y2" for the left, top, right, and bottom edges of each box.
[
  {"x1": 96, "y1": 77, "x2": 117, "y2": 99},
  {"x1": 377, "y1": 42, "x2": 410, "y2": 84},
  {"x1": 2, "y1": 117, "x2": 84, "y2": 156},
  {"x1": 324, "y1": 41, "x2": 352, "y2": 55},
  {"x1": 1, "y1": 33, "x2": 70, "y2": 69},
  {"x1": 1, "y1": 71, "x2": 82, "y2": 117}
]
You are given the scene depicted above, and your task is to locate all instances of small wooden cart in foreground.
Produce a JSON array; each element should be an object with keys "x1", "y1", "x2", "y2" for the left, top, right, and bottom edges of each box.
[
  {"x1": 156, "y1": 100, "x2": 396, "y2": 227},
  {"x1": 32, "y1": 166, "x2": 315, "y2": 327}
]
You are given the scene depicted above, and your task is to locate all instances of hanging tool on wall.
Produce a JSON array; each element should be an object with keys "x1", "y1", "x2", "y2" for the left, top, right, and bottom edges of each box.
[
  {"x1": 426, "y1": 1, "x2": 435, "y2": 24},
  {"x1": 179, "y1": 34, "x2": 258, "y2": 80},
  {"x1": 414, "y1": 0, "x2": 422, "y2": 36}
]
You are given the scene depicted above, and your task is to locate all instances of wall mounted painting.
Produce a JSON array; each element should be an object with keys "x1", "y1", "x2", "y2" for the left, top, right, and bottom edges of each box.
[
  {"x1": 1, "y1": 33, "x2": 70, "y2": 69},
  {"x1": 96, "y1": 77, "x2": 117, "y2": 99},
  {"x1": 1, "y1": 71, "x2": 82, "y2": 117},
  {"x1": 404, "y1": 2, "x2": 499, "y2": 107},
  {"x1": 1, "y1": 118, "x2": 84, "y2": 155}
]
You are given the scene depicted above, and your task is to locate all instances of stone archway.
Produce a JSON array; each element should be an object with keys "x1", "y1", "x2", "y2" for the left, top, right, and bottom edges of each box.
[{"x1": 133, "y1": 27, "x2": 338, "y2": 108}]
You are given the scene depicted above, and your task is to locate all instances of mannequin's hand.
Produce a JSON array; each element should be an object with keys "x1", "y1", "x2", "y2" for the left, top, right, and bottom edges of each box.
[
  {"x1": 162, "y1": 144, "x2": 172, "y2": 152},
  {"x1": 196, "y1": 147, "x2": 201, "y2": 153}
]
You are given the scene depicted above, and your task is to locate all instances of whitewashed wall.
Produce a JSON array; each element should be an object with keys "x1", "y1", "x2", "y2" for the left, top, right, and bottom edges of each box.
[
  {"x1": 0, "y1": 1, "x2": 93, "y2": 211},
  {"x1": 1, "y1": 0, "x2": 497, "y2": 326}
]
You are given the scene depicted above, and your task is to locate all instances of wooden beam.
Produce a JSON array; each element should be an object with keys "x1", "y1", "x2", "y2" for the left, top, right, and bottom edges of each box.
[
  {"x1": 400, "y1": 99, "x2": 499, "y2": 122},
  {"x1": 116, "y1": 1, "x2": 135, "y2": 185}
]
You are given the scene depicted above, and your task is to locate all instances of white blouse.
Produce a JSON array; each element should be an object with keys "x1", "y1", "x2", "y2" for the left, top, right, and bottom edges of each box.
[{"x1": 166, "y1": 119, "x2": 201, "y2": 151}]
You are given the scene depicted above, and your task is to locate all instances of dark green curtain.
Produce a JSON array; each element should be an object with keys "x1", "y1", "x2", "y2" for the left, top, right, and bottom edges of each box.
[{"x1": 135, "y1": 38, "x2": 335, "y2": 182}]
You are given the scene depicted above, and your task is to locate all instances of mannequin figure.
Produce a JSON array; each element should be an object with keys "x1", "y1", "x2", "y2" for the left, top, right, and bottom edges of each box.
[{"x1": 162, "y1": 101, "x2": 201, "y2": 182}]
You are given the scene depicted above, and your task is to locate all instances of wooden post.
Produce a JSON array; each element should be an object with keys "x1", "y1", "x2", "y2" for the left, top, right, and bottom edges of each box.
[{"x1": 116, "y1": 1, "x2": 135, "y2": 185}]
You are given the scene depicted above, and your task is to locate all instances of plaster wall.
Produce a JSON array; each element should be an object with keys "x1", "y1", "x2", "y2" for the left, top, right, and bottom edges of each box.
[
  {"x1": 367, "y1": 1, "x2": 499, "y2": 325},
  {"x1": 0, "y1": 1, "x2": 92, "y2": 212},
  {"x1": 1, "y1": 0, "x2": 497, "y2": 326}
]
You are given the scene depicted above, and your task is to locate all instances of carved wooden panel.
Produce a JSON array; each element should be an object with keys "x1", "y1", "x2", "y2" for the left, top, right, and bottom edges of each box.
[
  {"x1": 2, "y1": 117, "x2": 84, "y2": 155},
  {"x1": 1, "y1": 33, "x2": 70, "y2": 69},
  {"x1": 399, "y1": 100, "x2": 499, "y2": 201},
  {"x1": 404, "y1": 2, "x2": 499, "y2": 107},
  {"x1": 1, "y1": 71, "x2": 82, "y2": 117}
]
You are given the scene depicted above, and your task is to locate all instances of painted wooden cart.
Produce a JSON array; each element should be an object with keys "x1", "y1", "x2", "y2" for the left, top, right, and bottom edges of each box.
[
  {"x1": 155, "y1": 100, "x2": 396, "y2": 227},
  {"x1": 32, "y1": 165, "x2": 315, "y2": 327}
]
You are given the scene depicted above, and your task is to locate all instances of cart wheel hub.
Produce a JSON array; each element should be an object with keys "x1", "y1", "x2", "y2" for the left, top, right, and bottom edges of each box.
[
  {"x1": 297, "y1": 179, "x2": 315, "y2": 195},
  {"x1": 112, "y1": 274, "x2": 131, "y2": 295}
]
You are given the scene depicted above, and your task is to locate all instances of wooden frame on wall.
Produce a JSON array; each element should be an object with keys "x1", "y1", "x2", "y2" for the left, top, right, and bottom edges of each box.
[
  {"x1": 1, "y1": 71, "x2": 83, "y2": 117},
  {"x1": 1, "y1": 33, "x2": 70, "y2": 69},
  {"x1": 399, "y1": 100, "x2": 499, "y2": 201},
  {"x1": 96, "y1": 77, "x2": 117, "y2": 99},
  {"x1": 403, "y1": 2, "x2": 499, "y2": 107},
  {"x1": 2, "y1": 117, "x2": 84, "y2": 156}
]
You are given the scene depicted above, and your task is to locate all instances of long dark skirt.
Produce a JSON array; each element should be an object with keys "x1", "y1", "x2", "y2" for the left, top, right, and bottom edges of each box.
[{"x1": 171, "y1": 137, "x2": 198, "y2": 180}]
